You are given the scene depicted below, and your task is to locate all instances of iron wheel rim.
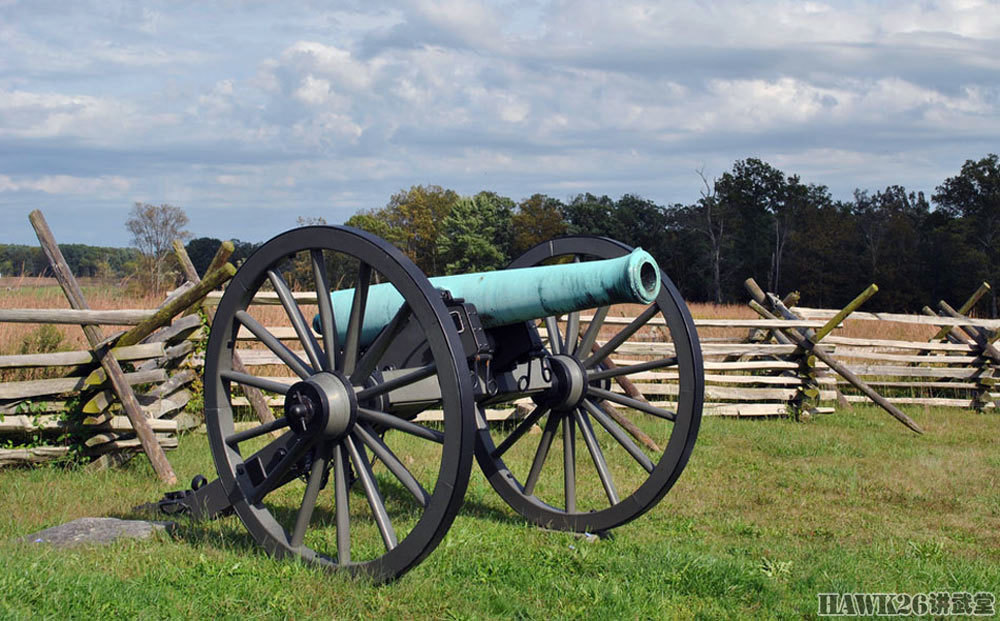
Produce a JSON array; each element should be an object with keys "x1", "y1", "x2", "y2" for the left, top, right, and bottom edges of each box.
[
  {"x1": 204, "y1": 225, "x2": 474, "y2": 582},
  {"x1": 474, "y1": 235, "x2": 704, "y2": 532}
]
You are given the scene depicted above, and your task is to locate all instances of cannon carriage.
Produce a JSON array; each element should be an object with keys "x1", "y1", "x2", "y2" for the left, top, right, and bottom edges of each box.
[{"x1": 153, "y1": 226, "x2": 704, "y2": 582}]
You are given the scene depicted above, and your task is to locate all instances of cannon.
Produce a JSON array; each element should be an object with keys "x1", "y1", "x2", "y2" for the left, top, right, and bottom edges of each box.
[{"x1": 149, "y1": 226, "x2": 704, "y2": 582}]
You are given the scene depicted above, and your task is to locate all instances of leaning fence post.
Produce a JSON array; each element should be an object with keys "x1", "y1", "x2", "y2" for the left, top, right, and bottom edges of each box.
[
  {"x1": 29, "y1": 209, "x2": 178, "y2": 485},
  {"x1": 745, "y1": 278, "x2": 922, "y2": 434},
  {"x1": 173, "y1": 239, "x2": 275, "y2": 426},
  {"x1": 936, "y1": 300, "x2": 1000, "y2": 411}
]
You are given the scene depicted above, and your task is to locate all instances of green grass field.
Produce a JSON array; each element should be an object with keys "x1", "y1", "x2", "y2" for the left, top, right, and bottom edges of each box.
[{"x1": 0, "y1": 407, "x2": 997, "y2": 619}]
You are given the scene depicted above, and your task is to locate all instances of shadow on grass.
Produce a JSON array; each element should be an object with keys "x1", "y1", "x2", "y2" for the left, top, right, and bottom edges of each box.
[
  {"x1": 111, "y1": 469, "x2": 531, "y2": 565},
  {"x1": 111, "y1": 506, "x2": 263, "y2": 555}
]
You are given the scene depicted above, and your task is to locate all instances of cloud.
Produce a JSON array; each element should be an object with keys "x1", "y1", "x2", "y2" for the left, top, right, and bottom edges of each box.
[
  {"x1": 0, "y1": 173, "x2": 130, "y2": 195},
  {"x1": 1, "y1": 0, "x2": 999, "y2": 245},
  {"x1": 0, "y1": 90, "x2": 180, "y2": 143}
]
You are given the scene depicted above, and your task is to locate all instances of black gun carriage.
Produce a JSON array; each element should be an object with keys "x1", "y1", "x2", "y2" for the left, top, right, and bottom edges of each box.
[{"x1": 150, "y1": 226, "x2": 704, "y2": 582}]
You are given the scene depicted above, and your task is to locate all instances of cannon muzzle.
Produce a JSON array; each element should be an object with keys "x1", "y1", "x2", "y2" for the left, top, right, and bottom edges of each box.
[{"x1": 316, "y1": 247, "x2": 660, "y2": 346}]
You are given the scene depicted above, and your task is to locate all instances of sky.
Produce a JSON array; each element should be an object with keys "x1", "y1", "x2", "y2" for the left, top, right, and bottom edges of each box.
[{"x1": 1, "y1": 0, "x2": 998, "y2": 247}]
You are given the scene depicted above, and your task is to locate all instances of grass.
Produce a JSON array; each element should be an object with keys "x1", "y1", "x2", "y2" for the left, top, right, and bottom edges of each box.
[
  {"x1": 0, "y1": 406, "x2": 996, "y2": 619},
  {"x1": 0, "y1": 277, "x2": 162, "y2": 356}
]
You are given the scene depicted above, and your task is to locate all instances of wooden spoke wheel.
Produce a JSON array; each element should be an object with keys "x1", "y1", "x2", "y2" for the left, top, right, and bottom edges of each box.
[
  {"x1": 203, "y1": 226, "x2": 475, "y2": 582},
  {"x1": 474, "y1": 236, "x2": 704, "y2": 532}
]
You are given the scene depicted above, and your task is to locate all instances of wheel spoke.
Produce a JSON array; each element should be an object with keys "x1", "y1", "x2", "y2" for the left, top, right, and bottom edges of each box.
[
  {"x1": 236, "y1": 310, "x2": 314, "y2": 379},
  {"x1": 563, "y1": 413, "x2": 576, "y2": 513},
  {"x1": 577, "y1": 306, "x2": 610, "y2": 357},
  {"x1": 583, "y1": 303, "x2": 659, "y2": 369},
  {"x1": 587, "y1": 357, "x2": 678, "y2": 382},
  {"x1": 565, "y1": 311, "x2": 580, "y2": 355},
  {"x1": 491, "y1": 405, "x2": 549, "y2": 458},
  {"x1": 354, "y1": 422, "x2": 430, "y2": 507},
  {"x1": 581, "y1": 399, "x2": 654, "y2": 473},
  {"x1": 333, "y1": 442, "x2": 350, "y2": 563},
  {"x1": 575, "y1": 409, "x2": 619, "y2": 505},
  {"x1": 352, "y1": 305, "x2": 412, "y2": 384},
  {"x1": 220, "y1": 369, "x2": 291, "y2": 395},
  {"x1": 225, "y1": 416, "x2": 290, "y2": 447},
  {"x1": 544, "y1": 315, "x2": 563, "y2": 354},
  {"x1": 310, "y1": 249, "x2": 337, "y2": 371},
  {"x1": 290, "y1": 442, "x2": 331, "y2": 548},
  {"x1": 587, "y1": 386, "x2": 676, "y2": 421},
  {"x1": 267, "y1": 268, "x2": 324, "y2": 372},
  {"x1": 524, "y1": 413, "x2": 559, "y2": 495},
  {"x1": 355, "y1": 363, "x2": 437, "y2": 401},
  {"x1": 358, "y1": 407, "x2": 445, "y2": 443},
  {"x1": 347, "y1": 434, "x2": 398, "y2": 551},
  {"x1": 341, "y1": 262, "x2": 372, "y2": 375}
]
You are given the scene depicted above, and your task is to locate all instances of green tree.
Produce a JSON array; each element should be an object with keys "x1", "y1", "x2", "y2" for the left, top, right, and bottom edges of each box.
[
  {"x1": 185, "y1": 237, "x2": 223, "y2": 277},
  {"x1": 561, "y1": 193, "x2": 615, "y2": 237},
  {"x1": 608, "y1": 194, "x2": 670, "y2": 263},
  {"x1": 512, "y1": 194, "x2": 567, "y2": 255},
  {"x1": 437, "y1": 192, "x2": 514, "y2": 274},
  {"x1": 933, "y1": 154, "x2": 1000, "y2": 314},
  {"x1": 714, "y1": 159, "x2": 787, "y2": 295},
  {"x1": 345, "y1": 211, "x2": 399, "y2": 246},
  {"x1": 849, "y1": 186, "x2": 929, "y2": 308},
  {"x1": 353, "y1": 185, "x2": 459, "y2": 274},
  {"x1": 388, "y1": 185, "x2": 459, "y2": 274}
]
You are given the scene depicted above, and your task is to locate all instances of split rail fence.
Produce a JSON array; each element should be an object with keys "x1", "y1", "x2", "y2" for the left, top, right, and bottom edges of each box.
[
  {"x1": 0, "y1": 211, "x2": 236, "y2": 482},
  {"x1": 199, "y1": 277, "x2": 998, "y2": 436}
]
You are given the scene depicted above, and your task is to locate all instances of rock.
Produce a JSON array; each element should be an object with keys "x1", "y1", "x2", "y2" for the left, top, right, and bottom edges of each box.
[{"x1": 21, "y1": 517, "x2": 176, "y2": 547}]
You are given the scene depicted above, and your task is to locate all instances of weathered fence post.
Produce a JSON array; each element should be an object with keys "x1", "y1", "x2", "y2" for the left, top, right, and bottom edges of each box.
[
  {"x1": 172, "y1": 240, "x2": 275, "y2": 426},
  {"x1": 936, "y1": 300, "x2": 1000, "y2": 411},
  {"x1": 745, "y1": 278, "x2": 922, "y2": 433},
  {"x1": 28, "y1": 209, "x2": 178, "y2": 484}
]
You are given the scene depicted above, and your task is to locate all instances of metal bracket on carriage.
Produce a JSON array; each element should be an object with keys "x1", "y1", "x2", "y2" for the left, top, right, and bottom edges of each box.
[{"x1": 136, "y1": 474, "x2": 234, "y2": 521}]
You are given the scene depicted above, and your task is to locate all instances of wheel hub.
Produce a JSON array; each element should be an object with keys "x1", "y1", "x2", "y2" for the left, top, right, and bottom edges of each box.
[
  {"x1": 537, "y1": 354, "x2": 588, "y2": 412},
  {"x1": 284, "y1": 371, "x2": 357, "y2": 439}
]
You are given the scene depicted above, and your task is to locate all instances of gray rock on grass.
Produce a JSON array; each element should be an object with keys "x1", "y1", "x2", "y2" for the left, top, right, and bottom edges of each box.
[{"x1": 21, "y1": 517, "x2": 176, "y2": 547}]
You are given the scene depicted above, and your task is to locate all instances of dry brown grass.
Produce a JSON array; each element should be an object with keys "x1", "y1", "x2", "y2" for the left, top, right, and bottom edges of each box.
[
  {"x1": 685, "y1": 300, "x2": 939, "y2": 343},
  {"x1": 0, "y1": 277, "x2": 162, "y2": 355}
]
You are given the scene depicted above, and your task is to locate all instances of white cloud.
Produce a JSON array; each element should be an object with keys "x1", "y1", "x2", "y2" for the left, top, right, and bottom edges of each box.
[
  {"x1": 0, "y1": 89, "x2": 178, "y2": 142},
  {"x1": 0, "y1": 174, "x2": 130, "y2": 195},
  {"x1": 1, "y1": 1, "x2": 999, "y2": 245}
]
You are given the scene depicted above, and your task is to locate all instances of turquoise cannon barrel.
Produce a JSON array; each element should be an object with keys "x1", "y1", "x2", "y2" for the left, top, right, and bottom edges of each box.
[{"x1": 315, "y1": 247, "x2": 661, "y2": 347}]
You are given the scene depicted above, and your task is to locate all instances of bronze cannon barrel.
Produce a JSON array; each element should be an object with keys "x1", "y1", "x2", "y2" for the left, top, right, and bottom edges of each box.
[{"x1": 316, "y1": 247, "x2": 661, "y2": 345}]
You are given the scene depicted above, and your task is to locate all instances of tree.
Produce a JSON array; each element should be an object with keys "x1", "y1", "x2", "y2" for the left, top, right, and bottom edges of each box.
[
  {"x1": 437, "y1": 192, "x2": 514, "y2": 273},
  {"x1": 185, "y1": 237, "x2": 223, "y2": 277},
  {"x1": 512, "y1": 194, "x2": 566, "y2": 255},
  {"x1": 125, "y1": 202, "x2": 190, "y2": 294},
  {"x1": 933, "y1": 154, "x2": 1000, "y2": 314},
  {"x1": 679, "y1": 169, "x2": 728, "y2": 303},
  {"x1": 608, "y1": 194, "x2": 670, "y2": 267},
  {"x1": 713, "y1": 159, "x2": 787, "y2": 294},
  {"x1": 386, "y1": 185, "x2": 459, "y2": 274},
  {"x1": 345, "y1": 211, "x2": 399, "y2": 246},
  {"x1": 561, "y1": 193, "x2": 615, "y2": 237},
  {"x1": 850, "y1": 186, "x2": 929, "y2": 307}
]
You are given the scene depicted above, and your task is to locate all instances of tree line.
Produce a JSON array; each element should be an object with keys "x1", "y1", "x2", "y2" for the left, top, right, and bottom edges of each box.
[
  {"x1": 4, "y1": 154, "x2": 997, "y2": 314},
  {"x1": 340, "y1": 154, "x2": 1000, "y2": 314},
  {"x1": 0, "y1": 243, "x2": 141, "y2": 280}
]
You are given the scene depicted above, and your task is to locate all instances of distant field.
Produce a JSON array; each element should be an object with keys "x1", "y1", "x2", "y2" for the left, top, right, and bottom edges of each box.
[
  {"x1": 0, "y1": 279, "x2": 162, "y2": 356},
  {"x1": 0, "y1": 408, "x2": 996, "y2": 618}
]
